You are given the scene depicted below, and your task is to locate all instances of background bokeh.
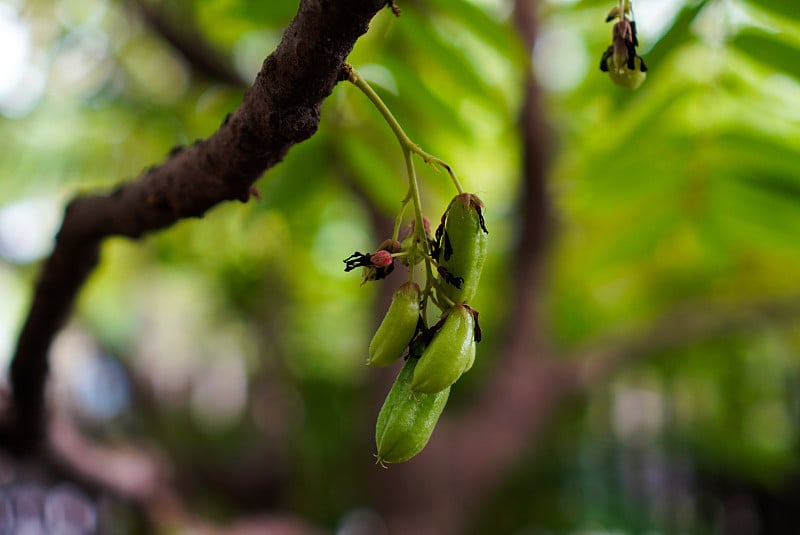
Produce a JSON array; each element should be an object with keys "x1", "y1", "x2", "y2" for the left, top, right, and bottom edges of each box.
[{"x1": 1, "y1": 0, "x2": 799, "y2": 533}]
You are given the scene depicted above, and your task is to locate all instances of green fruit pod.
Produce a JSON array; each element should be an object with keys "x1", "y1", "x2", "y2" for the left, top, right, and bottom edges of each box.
[
  {"x1": 368, "y1": 281, "x2": 421, "y2": 366},
  {"x1": 608, "y1": 56, "x2": 646, "y2": 89},
  {"x1": 461, "y1": 337, "x2": 477, "y2": 374},
  {"x1": 436, "y1": 193, "x2": 488, "y2": 305},
  {"x1": 375, "y1": 358, "x2": 450, "y2": 465},
  {"x1": 412, "y1": 305, "x2": 475, "y2": 393}
]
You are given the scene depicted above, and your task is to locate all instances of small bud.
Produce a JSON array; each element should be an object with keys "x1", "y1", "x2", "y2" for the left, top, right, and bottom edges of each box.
[
  {"x1": 343, "y1": 240, "x2": 401, "y2": 283},
  {"x1": 370, "y1": 250, "x2": 394, "y2": 268}
]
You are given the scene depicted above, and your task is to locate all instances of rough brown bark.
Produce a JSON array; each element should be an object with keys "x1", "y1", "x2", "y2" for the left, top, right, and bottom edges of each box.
[{"x1": 2, "y1": 0, "x2": 391, "y2": 455}]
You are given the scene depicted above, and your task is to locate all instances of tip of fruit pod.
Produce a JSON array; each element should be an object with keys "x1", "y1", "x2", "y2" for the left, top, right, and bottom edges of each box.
[
  {"x1": 609, "y1": 66, "x2": 646, "y2": 90},
  {"x1": 450, "y1": 192, "x2": 485, "y2": 210},
  {"x1": 397, "y1": 280, "x2": 421, "y2": 296},
  {"x1": 454, "y1": 193, "x2": 488, "y2": 233},
  {"x1": 439, "y1": 304, "x2": 482, "y2": 342}
]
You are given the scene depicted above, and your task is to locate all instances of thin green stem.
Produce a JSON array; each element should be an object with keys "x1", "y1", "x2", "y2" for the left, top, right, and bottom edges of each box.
[
  {"x1": 392, "y1": 196, "x2": 410, "y2": 242},
  {"x1": 404, "y1": 151, "x2": 426, "y2": 252},
  {"x1": 345, "y1": 64, "x2": 464, "y2": 194},
  {"x1": 347, "y1": 65, "x2": 414, "y2": 149},
  {"x1": 403, "y1": 151, "x2": 425, "y2": 284},
  {"x1": 345, "y1": 63, "x2": 463, "y2": 320},
  {"x1": 420, "y1": 155, "x2": 464, "y2": 195},
  {"x1": 431, "y1": 291, "x2": 451, "y2": 313},
  {"x1": 403, "y1": 149, "x2": 439, "y2": 314}
]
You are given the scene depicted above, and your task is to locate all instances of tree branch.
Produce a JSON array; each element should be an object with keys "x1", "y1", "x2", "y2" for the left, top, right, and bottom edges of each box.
[
  {"x1": 3, "y1": 0, "x2": 391, "y2": 455},
  {"x1": 46, "y1": 414, "x2": 323, "y2": 534}
]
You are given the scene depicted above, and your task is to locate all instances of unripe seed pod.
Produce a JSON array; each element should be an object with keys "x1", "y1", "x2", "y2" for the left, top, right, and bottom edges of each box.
[
  {"x1": 368, "y1": 282, "x2": 421, "y2": 366},
  {"x1": 436, "y1": 193, "x2": 488, "y2": 304},
  {"x1": 375, "y1": 358, "x2": 450, "y2": 464},
  {"x1": 412, "y1": 305, "x2": 475, "y2": 393}
]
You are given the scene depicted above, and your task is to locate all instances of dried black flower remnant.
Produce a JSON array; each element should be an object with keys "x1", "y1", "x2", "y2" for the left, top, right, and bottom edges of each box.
[{"x1": 343, "y1": 239, "x2": 401, "y2": 283}]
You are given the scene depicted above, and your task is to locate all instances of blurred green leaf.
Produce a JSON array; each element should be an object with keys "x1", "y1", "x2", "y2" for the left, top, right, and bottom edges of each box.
[
  {"x1": 746, "y1": 0, "x2": 800, "y2": 20},
  {"x1": 642, "y1": 1, "x2": 707, "y2": 66},
  {"x1": 732, "y1": 32, "x2": 800, "y2": 80}
]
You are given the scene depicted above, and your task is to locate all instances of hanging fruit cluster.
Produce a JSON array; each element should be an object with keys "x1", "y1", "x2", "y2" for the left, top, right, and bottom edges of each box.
[
  {"x1": 599, "y1": 0, "x2": 648, "y2": 89},
  {"x1": 342, "y1": 65, "x2": 488, "y2": 465},
  {"x1": 342, "y1": 65, "x2": 489, "y2": 466},
  {"x1": 345, "y1": 194, "x2": 487, "y2": 465}
]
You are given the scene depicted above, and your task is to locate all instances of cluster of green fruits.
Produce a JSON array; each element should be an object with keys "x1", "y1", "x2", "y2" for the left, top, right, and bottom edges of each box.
[{"x1": 345, "y1": 193, "x2": 488, "y2": 465}]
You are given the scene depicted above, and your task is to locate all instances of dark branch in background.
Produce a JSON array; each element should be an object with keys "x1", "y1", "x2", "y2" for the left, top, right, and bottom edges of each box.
[
  {"x1": 2, "y1": 0, "x2": 391, "y2": 455},
  {"x1": 128, "y1": 0, "x2": 248, "y2": 88},
  {"x1": 46, "y1": 414, "x2": 322, "y2": 535}
]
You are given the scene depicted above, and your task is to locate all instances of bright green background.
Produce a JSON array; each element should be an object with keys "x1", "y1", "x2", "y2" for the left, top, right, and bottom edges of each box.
[{"x1": 1, "y1": 0, "x2": 799, "y2": 532}]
